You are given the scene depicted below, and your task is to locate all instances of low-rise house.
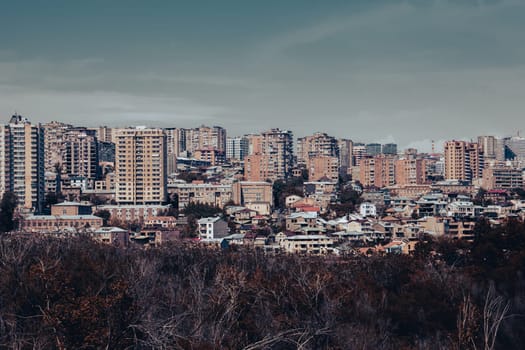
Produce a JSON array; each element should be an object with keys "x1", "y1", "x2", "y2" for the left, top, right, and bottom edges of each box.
[
  {"x1": 245, "y1": 202, "x2": 271, "y2": 216},
  {"x1": 383, "y1": 239, "x2": 415, "y2": 254},
  {"x1": 277, "y1": 233, "x2": 334, "y2": 255},
  {"x1": 359, "y1": 202, "x2": 377, "y2": 217},
  {"x1": 286, "y1": 212, "x2": 319, "y2": 232},
  {"x1": 447, "y1": 200, "x2": 483, "y2": 218},
  {"x1": 198, "y1": 217, "x2": 229, "y2": 240},
  {"x1": 143, "y1": 216, "x2": 177, "y2": 229},
  {"x1": 285, "y1": 195, "x2": 304, "y2": 207},
  {"x1": 92, "y1": 227, "x2": 129, "y2": 247}
]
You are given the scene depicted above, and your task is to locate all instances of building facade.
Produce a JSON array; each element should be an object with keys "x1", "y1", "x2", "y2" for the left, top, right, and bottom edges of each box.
[
  {"x1": 114, "y1": 127, "x2": 167, "y2": 205},
  {"x1": 244, "y1": 129, "x2": 294, "y2": 182},
  {"x1": 444, "y1": 140, "x2": 483, "y2": 183},
  {"x1": 5, "y1": 115, "x2": 45, "y2": 212}
]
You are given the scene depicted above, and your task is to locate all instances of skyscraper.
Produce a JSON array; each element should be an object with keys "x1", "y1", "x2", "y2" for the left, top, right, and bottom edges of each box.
[
  {"x1": 444, "y1": 140, "x2": 483, "y2": 182},
  {"x1": 184, "y1": 125, "x2": 226, "y2": 155},
  {"x1": 226, "y1": 136, "x2": 249, "y2": 161},
  {"x1": 365, "y1": 143, "x2": 382, "y2": 157},
  {"x1": 359, "y1": 155, "x2": 396, "y2": 188},
  {"x1": 296, "y1": 132, "x2": 339, "y2": 165},
  {"x1": 114, "y1": 127, "x2": 167, "y2": 205},
  {"x1": 165, "y1": 128, "x2": 183, "y2": 175},
  {"x1": 63, "y1": 129, "x2": 100, "y2": 180},
  {"x1": 244, "y1": 128, "x2": 294, "y2": 182},
  {"x1": 382, "y1": 143, "x2": 398, "y2": 155},
  {"x1": 5, "y1": 115, "x2": 45, "y2": 212},
  {"x1": 338, "y1": 139, "x2": 353, "y2": 173},
  {"x1": 42, "y1": 121, "x2": 73, "y2": 173},
  {"x1": 395, "y1": 158, "x2": 426, "y2": 185}
]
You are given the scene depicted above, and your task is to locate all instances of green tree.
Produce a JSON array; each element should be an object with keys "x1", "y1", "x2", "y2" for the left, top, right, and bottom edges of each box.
[{"x1": 0, "y1": 192, "x2": 18, "y2": 232}]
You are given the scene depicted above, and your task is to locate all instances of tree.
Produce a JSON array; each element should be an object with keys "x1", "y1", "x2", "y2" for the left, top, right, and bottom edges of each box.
[
  {"x1": 89, "y1": 194, "x2": 107, "y2": 206},
  {"x1": 182, "y1": 202, "x2": 222, "y2": 219},
  {"x1": 94, "y1": 210, "x2": 111, "y2": 226},
  {"x1": 0, "y1": 191, "x2": 18, "y2": 233}
]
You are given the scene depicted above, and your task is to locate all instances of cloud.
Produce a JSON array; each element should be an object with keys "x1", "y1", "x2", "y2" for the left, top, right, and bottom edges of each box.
[{"x1": 0, "y1": 85, "x2": 228, "y2": 127}]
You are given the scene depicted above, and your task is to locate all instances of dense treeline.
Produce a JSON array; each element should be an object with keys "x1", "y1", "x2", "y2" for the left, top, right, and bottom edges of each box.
[{"x1": 0, "y1": 222, "x2": 524, "y2": 349}]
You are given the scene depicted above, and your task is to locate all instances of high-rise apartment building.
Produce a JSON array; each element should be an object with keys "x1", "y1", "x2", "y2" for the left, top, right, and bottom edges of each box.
[
  {"x1": 165, "y1": 128, "x2": 183, "y2": 175},
  {"x1": 444, "y1": 140, "x2": 483, "y2": 182},
  {"x1": 297, "y1": 132, "x2": 340, "y2": 181},
  {"x1": 114, "y1": 127, "x2": 167, "y2": 205},
  {"x1": 359, "y1": 155, "x2": 396, "y2": 188},
  {"x1": 503, "y1": 136, "x2": 525, "y2": 161},
  {"x1": 244, "y1": 129, "x2": 294, "y2": 182},
  {"x1": 338, "y1": 139, "x2": 353, "y2": 173},
  {"x1": 296, "y1": 132, "x2": 339, "y2": 165},
  {"x1": 89, "y1": 126, "x2": 113, "y2": 143},
  {"x1": 63, "y1": 129, "x2": 99, "y2": 180},
  {"x1": 482, "y1": 166, "x2": 523, "y2": 190},
  {"x1": 184, "y1": 125, "x2": 226, "y2": 154},
  {"x1": 395, "y1": 158, "x2": 426, "y2": 186},
  {"x1": 0, "y1": 125, "x2": 7, "y2": 199},
  {"x1": 382, "y1": 143, "x2": 398, "y2": 155},
  {"x1": 5, "y1": 115, "x2": 45, "y2": 212},
  {"x1": 365, "y1": 143, "x2": 382, "y2": 157},
  {"x1": 307, "y1": 156, "x2": 339, "y2": 182},
  {"x1": 42, "y1": 121, "x2": 73, "y2": 172},
  {"x1": 246, "y1": 134, "x2": 263, "y2": 155},
  {"x1": 352, "y1": 143, "x2": 366, "y2": 166},
  {"x1": 226, "y1": 136, "x2": 249, "y2": 161},
  {"x1": 477, "y1": 136, "x2": 498, "y2": 160}
]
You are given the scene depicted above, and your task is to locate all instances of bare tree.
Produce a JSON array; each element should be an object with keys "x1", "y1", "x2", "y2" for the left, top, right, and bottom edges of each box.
[{"x1": 482, "y1": 284, "x2": 510, "y2": 350}]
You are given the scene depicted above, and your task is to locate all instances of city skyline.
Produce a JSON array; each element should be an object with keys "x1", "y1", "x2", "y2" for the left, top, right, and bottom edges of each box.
[{"x1": 2, "y1": 1, "x2": 525, "y2": 151}]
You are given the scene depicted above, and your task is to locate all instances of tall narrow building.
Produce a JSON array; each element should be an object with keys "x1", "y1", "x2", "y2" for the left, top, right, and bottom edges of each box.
[
  {"x1": 444, "y1": 140, "x2": 483, "y2": 183},
  {"x1": 42, "y1": 121, "x2": 72, "y2": 172},
  {"x1": 184, "y1": 125, "x2": 226, "y2": 155},
  {"x1": 296, "y1": 132, "x2": 339, "y2": 165},
  {"x1": 63, "y1": 129, "x2": 100, "y2": 180},
  {"x1": 0, "y1": 125, "x2": 7, "y2": 199},
  {"x1": 114, "y1": 127, "x2": 167, "y2": 205},
  {"x1": 5, "y1": 115, "x2": 45, "y2": 212},
  {"x1": 165, "y1": 128, "x2": 182, "y2": 175},
  {"x1": 359, "y1": 155, "x2": 396, "y2": 188},
  {"x1": 226, "y1": 136, "x2": 249, "y2": 161},
  {"x1": 244, "y1": 128, "x2": 293, "y2": 182}
]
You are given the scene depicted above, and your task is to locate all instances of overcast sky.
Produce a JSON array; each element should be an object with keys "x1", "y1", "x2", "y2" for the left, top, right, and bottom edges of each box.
[{"x1": 1, "y1": 0, "x2": 525, "y2": 151}]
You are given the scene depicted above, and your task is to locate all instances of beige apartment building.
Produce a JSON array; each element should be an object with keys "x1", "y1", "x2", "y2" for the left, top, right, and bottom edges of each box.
[
  {"x1": 307, "y1": 155, "x2": 339, "y2": 182},
  {"x1": 244, "y1": 129, "x2": 294, "y2": 182},
  {"x1": 482, "y1": 166, "x2": 524, "y2": 190},
  {"x1": 4, "y1": 115, "x2": 45, "y2": 212},
  {"x1": 114, "y1": 127, "x2": 167, "y2": 205},
  {"x1": 444, "y1": 140, "x2": 483, "y2": 183},
  {"x1": 63, "y1": 129, "x2": 99, "y2": 180},
  {"x1": 42, "y1": 121, "x2": 73, "y2": 172},
  {"x1": 168, "y1": 182, "x2": 233, "y2": 209},
  {"x1": 184, "y1": 125, "x2": 226, "y2": 154},
  {"x1": 359, "y1": 155, "x2": 396, "y2": 188},
  {"x1": 296, "y1": 132, "x2": 339, "y2": 165},
  {"x1": 232, "y1": 181, "x2": 273, "y2": 206},
  {"x1": 395, "y1": 158, "x2": 426, "y2": 186}
]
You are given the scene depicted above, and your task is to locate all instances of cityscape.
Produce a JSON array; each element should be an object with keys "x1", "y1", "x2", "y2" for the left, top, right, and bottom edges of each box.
[
  {"x1": 1, "y1": 115, "x2": 525, "y2": 254},
  {"x1": 2, "y1": 1, "x2": 525, "y2": 349}
]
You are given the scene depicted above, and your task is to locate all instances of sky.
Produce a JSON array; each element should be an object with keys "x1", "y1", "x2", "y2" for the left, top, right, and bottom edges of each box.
[{"x1": 1, "y1": 0, "x2": 525, "y2": 152}]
